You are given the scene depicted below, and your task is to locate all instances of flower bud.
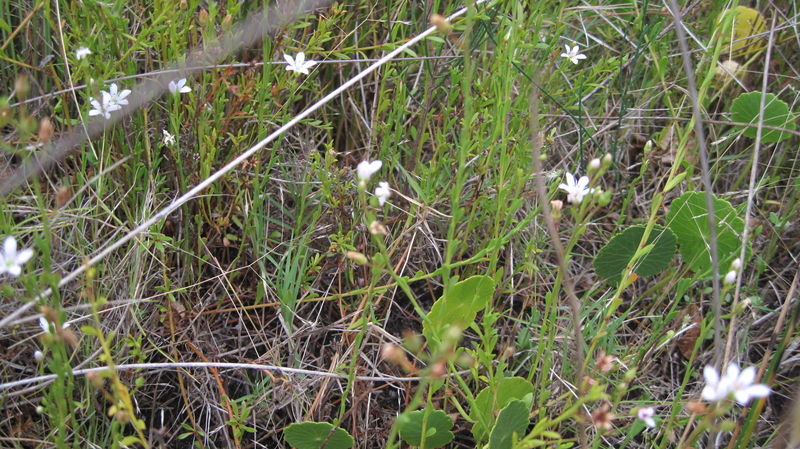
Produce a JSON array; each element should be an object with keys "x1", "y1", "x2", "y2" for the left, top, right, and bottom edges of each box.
[
  {"x1": 38, "y1": 117, "x2": 54, "y2": 143},
  {"x1": 589, "y1": 158, "x2": 601, "y2": 172},
  {"x1": 369, "y1": 220, "x2": 388, "y2": 235},
  {"x1": 345, "y1": 251, "x2": 368, "y2": 265},
  {"x1": 14, "y1": 74, "x2": 29, "y2": 100},
  {"x1": 602, "y1": 153, "x2": 612, "y2": 168},
  {"x1": 550, "y1": 200, "x2": 563, "y2": 220},
  {"x1": 730, "y1": 257, "x2": 742, "y2": 271},
  {"x1": 724, "y1": 270, "x2": 737, "y2": 285},
  {"x1": 598, "y1": 189, "x2": 613, "y2": 206},
  {"x1": 198, "y1": 8, "x2": 209, "y2": 25},
  {"x1": 34, "y1": 350, "x2": 43, "y2": 361},
  {"x1": 643, "y1": 140, "x2": 653, "y2": 154},
  {"x1": 36, "y1": 406, "x2": 45, "y2": 414},
  {"x1": 381, "y1": 343, "x2": 408, "y2": 366},
  {"x1": 431, "y1": 14, "x2": 451, "y2": 33},
  {"x1": 715, "y1": 59, "x2": 741, "y2": 84}
]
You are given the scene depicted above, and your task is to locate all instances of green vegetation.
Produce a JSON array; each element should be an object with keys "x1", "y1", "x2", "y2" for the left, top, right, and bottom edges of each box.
[{"x1": 0, "y1": 0, "x2": 798, "y2": 448}]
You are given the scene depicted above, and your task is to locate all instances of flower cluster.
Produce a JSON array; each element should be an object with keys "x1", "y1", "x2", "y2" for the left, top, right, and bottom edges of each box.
[
  {"x1": 88, "y1": 83, "x2": 130, "y2": 120},
  {"x1": 702, "y1": 363, "x2": 770, "y2": 405},
  {"x1": 0, "y1": 236, "x2": 33, "y2": 277}
]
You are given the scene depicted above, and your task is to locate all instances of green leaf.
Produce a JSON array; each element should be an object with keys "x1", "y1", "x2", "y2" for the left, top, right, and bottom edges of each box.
[
  {"x1": 666, "y1": 192, "x2": 748, "y2": 278},
  {"x1": 593, "y1": 225, "x2": 677, "y2": 285},
  {"x1": 423, "y1": 275, "x2": 495, "y2": 353},
  {"x1": 284, "y1": 422, "x2": 354, "y2": 449},
  {"x1": 726, "y1": 6, "x2": 766, "y2": 56},
  {"x1": 489, "y1": 400, "x2": 530, "y2": 449},
  {"x1": 730, "y1": 91, "x2": 795, "y2": 143},
  {"x1": 396, "y1": 409, "x2": 454, "y2": 449},
  {"x1": 471, "y1": 377, "x2": 534, "y2": 442}
]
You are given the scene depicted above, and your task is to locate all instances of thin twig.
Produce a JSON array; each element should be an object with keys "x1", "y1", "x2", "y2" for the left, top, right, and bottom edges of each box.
[{"x1": 666, "y1": 0, "x2": 723, "y2": 369}]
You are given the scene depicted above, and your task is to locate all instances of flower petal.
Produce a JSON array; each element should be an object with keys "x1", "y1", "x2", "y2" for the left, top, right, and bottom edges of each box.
[
  {"x1": 296, "y1": 52, "x2": 305, "y2": 66},
  {"x1": 738, "y1": 366, "x2": 756, "y2": 386},
  {"x1": 16, "y1": 248, "x2": 33, "y2": 265},
  {"x1": 39, "y1": 317, "x2": 50, "y2": 333},
  {"x1": 703, "y1": 365, "x2": 719, "y2": 386},
  {"x1": 4, "y1": 236, "x2": 16, "y2": 256}
]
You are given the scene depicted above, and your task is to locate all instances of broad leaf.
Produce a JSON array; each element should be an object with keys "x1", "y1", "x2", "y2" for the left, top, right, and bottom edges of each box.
[
  {"x1": 667, "y1": 192, "x2": 747, "y2": 278},
  {"x1": 594, "y1": 225, "x2": 676, "y2": 284},
  {"x1": 471, "y1": 377, "x2": 534, "y2": 442},
  {"x1": 731, "y1": 92, "x2": 795, "y2": 143},
  {"x1": 489, "y1": 400, "x2": 530, "y2": 449},
  {"x1": 423, "y1": 275, "x2": 495, "y2": 353},
  {"x1": 284, "y1": 422, "x2": 353, "y2": 449},
  {"x1": 396, "y1": 409, "x2": 454, "y2": 449}
]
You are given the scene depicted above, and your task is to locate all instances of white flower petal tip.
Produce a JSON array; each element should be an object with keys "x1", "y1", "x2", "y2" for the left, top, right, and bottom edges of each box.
[
  {"x1": 75, "y1": 47, "x2": 91, "y2": 60},
  {"x1": 168, "y1": 78, "x2": 191, "y2": 95},
  {"x1": 558, "y1": 172, "x2": 592, "y2": 204},
  {"x1": 375, "y1": 182, "x2": 391, "y2": 206},
  {"x1": 560, "y1": 44, "x2": 587, "y2": 65},
  {"x1": 356, "y1": 159, "x2": 383, "y2": 182},
  {"x1": 0, "y1": 236, "x2": 34, "y2": 277},
  {"x1": 284, "y1": 52, "x2": 317, "y2": 75},
  {"x1": 636, "y1": 407, "x2": 656, "y2": 428}
]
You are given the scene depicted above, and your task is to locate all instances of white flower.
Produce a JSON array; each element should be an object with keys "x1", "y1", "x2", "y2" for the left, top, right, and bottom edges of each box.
[
  {"x1": 168, "y1": 78, "x2": 191, "y2": 95},
  {"x1": 162, "y1": 130, "x2": 175, "y2": 146},
  {"x1": 356, "y1": 160, "x2": 382, "y2": 182},
  {"x1": 106, "y1": 83, "x2": 131, "y2": 108},
  {"x1": 701, "y1": 363, "x2": 770, "y2": 405},
  {"x1": 88, "y1": 96, "x2": 112, "y2": 120},
  {"x1": 558, "y1": 172, "x2": 591, "y2": 204},
  {"x1": 284, "y1": 52, "x2": 317, "y2": 75},
  {"x1": 34, "y1": 350, "x2": 43, "y2": 361},
  {"x1": 38, "y1": 317, "x2": 69, "y2": 335},
  {"x1": 375, "y1": 182, "x2": 391, "y2": 206},
  {"x1": 724, "y1": 270, "x2": 737, "y2": 285},
  {"x1": 75, "y1": 46, "x2": 91, "y2": 60},
  {"x1": 560, "y1": 44, "x2": 587, "y2": 65},
  {"x1": 636, "y1": 407, "x2": 656, "y2": 428},
  {"x1": 0, "y1": 236, "x2": 34, "y2": 277}
]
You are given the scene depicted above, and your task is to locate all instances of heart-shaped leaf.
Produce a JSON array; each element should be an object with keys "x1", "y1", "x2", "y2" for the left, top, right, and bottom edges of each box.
[
  {"x1": 593, "y1": 225, "x2": 676, "y2": 284},
  {"x1": 284, "y1": 422, "x2": 353, "y2": 449}
]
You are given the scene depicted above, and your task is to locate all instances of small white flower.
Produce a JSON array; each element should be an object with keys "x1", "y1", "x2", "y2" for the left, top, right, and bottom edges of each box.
[
  {"x1": 0, "y1": 236, "x2": 34, "y2": 277},
  {"x1": 356, "y1": 159, "x2": 382, "y2": 182},
  {"x1": 106, "y1": 83, "x2": 131, "y2": 108},
  {"x1": 558, "y1": 172, "x2": 591, "y2": 204},
  {"x1": 724, "y1": 364, "x2": 771, "y2": 405},
  {"x1": 34, "y1": 350, "x2": 43, "y2": 361},
  {"x1": 75, "y1": 46, "x2": 91, "y2": 60},
  {"x1": 168, "y1": 78, "x2": 191, "y2": 95},
  {"x1": 560, "y1": 44, "x2": 587, "y2": 65},
  {"x1": 636, "y1": 407, "x2": 656, "y2": 428},
  {"x1": 701, "y1": 363, "x2": 770, "y2": 405},
  {"x1": 284, "y1": 52, "x2": 317, "y2": 75},
  {"x1": 724, "y1": 270, "x2": 737, "y2": 285},
  {"x1": 88, "y1": 98, "x2": 112, "y2": 120},
  {"x1": 38, "y1": 317, "x2": 69, "y2": 335},
  {"x1": 162, "y1": 130, "x2": 175, "y2": 146},
  {"x1": 375, "y1": 182, "x2": 391, "y2": 206}
]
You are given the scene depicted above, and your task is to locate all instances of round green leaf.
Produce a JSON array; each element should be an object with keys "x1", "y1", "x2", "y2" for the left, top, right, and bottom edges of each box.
[
  {"x1": 284, "y1": 422, "x2": 354, "y2": 449},
  {"x1": 396, "y1": 409, "x2": 454, "y2": 449},
  {"x1": 489, "y1": 400, "x2": 530, "y2": 449},
  {"x1": 731, "y1": 91, "x2": 795, "y2": 143},
  {"x1": 593, "y1": 225, "x2": 677, "y2": 285},
  {"x1": 666, "y1": 192, "x2": 747, "y2": 278},
  {"x1": 424, "y1": 275, "x2": 495, "y2": 353}
]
